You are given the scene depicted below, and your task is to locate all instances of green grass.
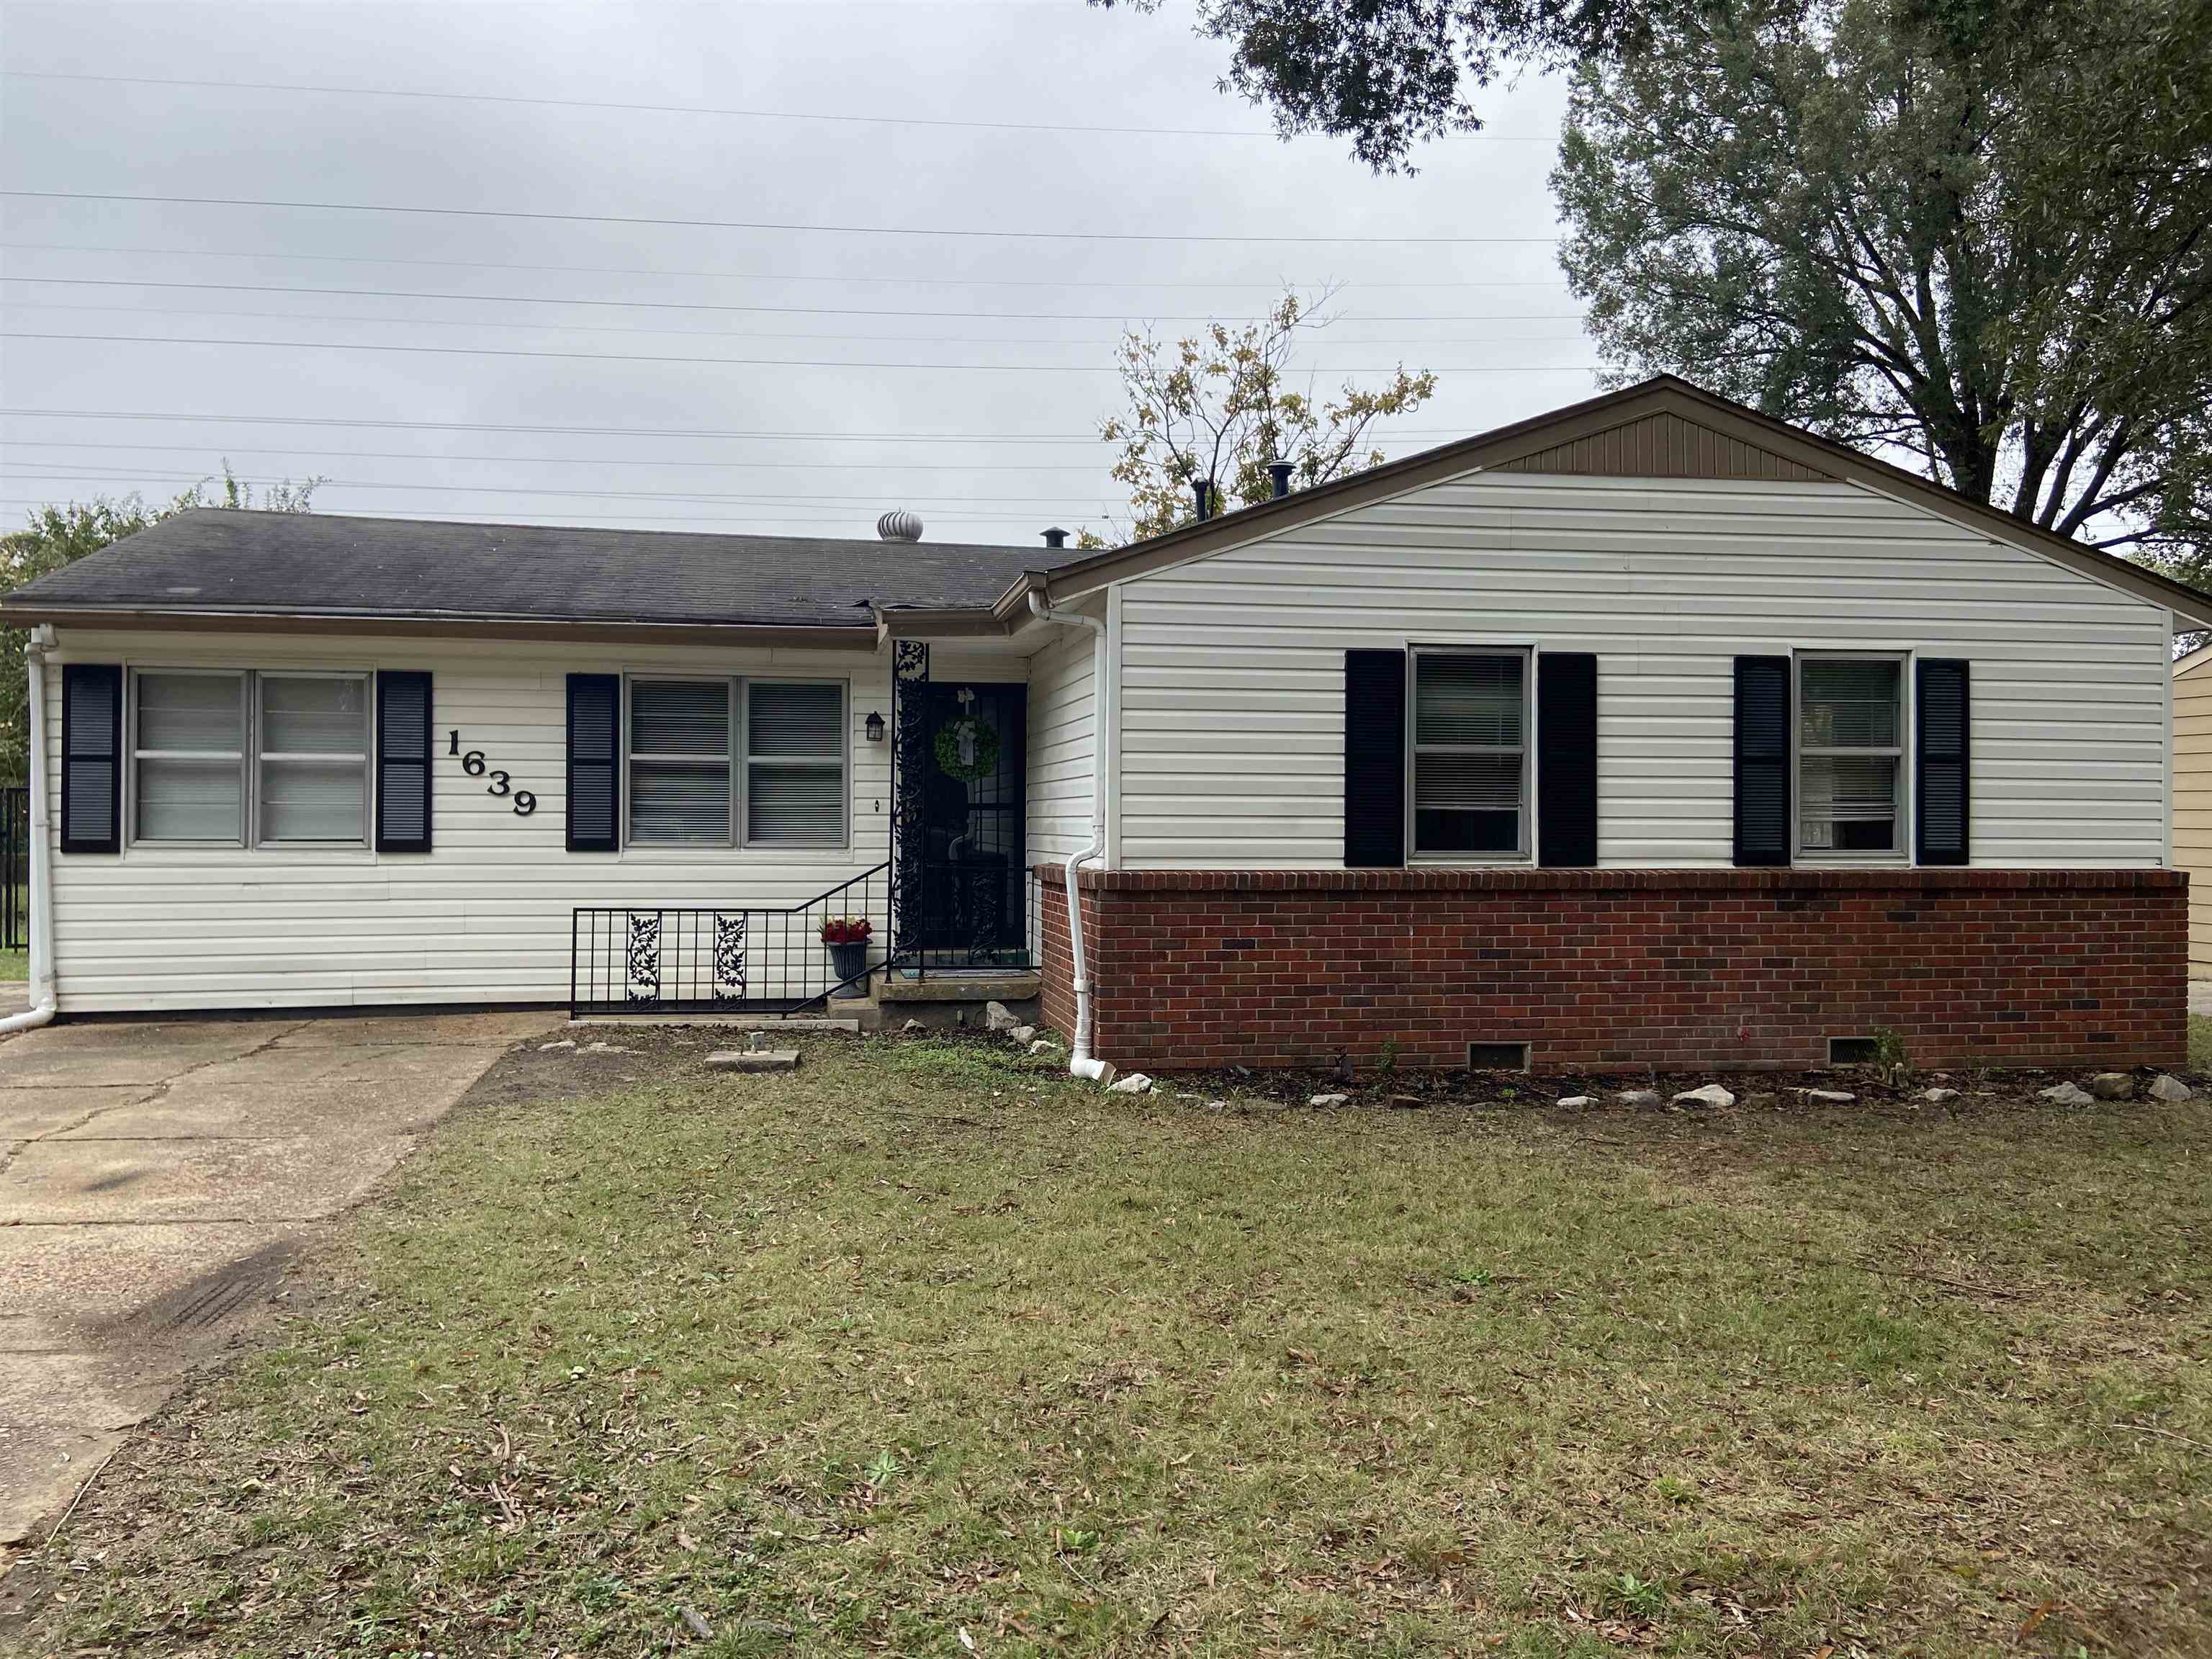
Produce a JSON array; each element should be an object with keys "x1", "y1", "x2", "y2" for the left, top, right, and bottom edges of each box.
[
  {"x1": 0, "y1": 946, "x2": 26, "y2": 984},
  {"x1": 2190, "y1": 1012, "x2": 2212, "y2": 1075},
  {"x1": 17, "y1": 1035, "x2": 2212, "y2": 1657}
]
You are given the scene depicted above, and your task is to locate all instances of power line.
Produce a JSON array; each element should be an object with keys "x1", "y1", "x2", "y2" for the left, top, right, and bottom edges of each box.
[
  {"x1": 0, "y1": 406, "x2": 1504, "y2": 444},
  {"x1": 2, "y1": 189, "x2": 1563, "y2": 246},
  {"x1": 5, "y1": 439, "x2": 1117, "y2": 473},
  {"x1": 0, "y1": 68, "x2": 1553, "y2": 143},
  {"x1": 2, "y1": 240, "x2": 1575, "y2": 291},
  {"x1": 0, "y1": 274, "x2": 1586, "y2": 325},
  {"x1": 0, "y1": 300, "x2": 1592, "y2": 350},
  {"x1": 0, "y1": 498, "x2": 1075, "y2": 529},
  {"x1": 4, "y1": 330, "x2": 1604, "y2": 373}
]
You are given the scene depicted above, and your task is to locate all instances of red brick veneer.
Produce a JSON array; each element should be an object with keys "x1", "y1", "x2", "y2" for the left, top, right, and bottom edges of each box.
[{"x1": 1032, "y1": 866, "x2": 2187, "y2": 1072}]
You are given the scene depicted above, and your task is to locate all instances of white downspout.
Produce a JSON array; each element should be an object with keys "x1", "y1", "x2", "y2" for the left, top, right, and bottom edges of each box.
[
  {"x1": 1027, "y1": 590, "x2": 1112, "y2": 1082},
  {"x1": 0, "y1": 626, "x2": 58, "y2": 1035}
]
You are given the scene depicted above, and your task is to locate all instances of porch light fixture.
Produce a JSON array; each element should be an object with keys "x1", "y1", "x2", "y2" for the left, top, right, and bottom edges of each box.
[{"x1": 865, "y1": 710, "x2": 886, "y2": 743}]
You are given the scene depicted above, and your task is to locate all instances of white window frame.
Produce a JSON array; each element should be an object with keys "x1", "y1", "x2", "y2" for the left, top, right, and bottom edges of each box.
[
  {"x1": 253, "y1": 670, "x2": 373, "y2": 848},
  {"x1": 128, "y1": 667, "x2": 248, "y2": 848},
  {"x1": 1405, "y1": 644, "x2": 1534, "y2": 865},
  {"x1": 1791, "y1": 649, "x2": 1912, "y2": 867},
  {"x1": 621, "y1": 674, "x2": 849, "y2": 851}
]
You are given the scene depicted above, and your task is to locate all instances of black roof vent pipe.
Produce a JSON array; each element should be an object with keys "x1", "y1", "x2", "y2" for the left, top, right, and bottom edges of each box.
[
  {"x1": 1041, "y1": 526, "x2": 1069, "y2": 549},
  {"x1": 1193, "y1": 478, "x2": 1213, "y2": 523},
  {"x1": 1267, "y1": 459, "x2": 1294, "y2": 499}
]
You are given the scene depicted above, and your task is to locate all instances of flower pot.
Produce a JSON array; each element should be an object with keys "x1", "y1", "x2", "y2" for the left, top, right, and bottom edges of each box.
[{"x1": 826, "y1": 940, "x2": 869, "y2": 997}]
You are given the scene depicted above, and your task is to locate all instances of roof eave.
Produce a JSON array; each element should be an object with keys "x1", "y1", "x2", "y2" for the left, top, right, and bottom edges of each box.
[{"x1": 0, "y1": 602, "x2": 885, "y2": 649}]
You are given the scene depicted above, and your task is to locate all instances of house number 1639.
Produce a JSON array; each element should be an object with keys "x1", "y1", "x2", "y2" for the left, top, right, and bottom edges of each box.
[{"x1": 447, "y1": 729, "x2": 537, "y2": 816}]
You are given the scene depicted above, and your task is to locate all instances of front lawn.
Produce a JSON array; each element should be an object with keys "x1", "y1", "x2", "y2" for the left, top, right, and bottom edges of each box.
[{"x1": 14, "y1": 1033, "x2": 2211, "y2": 1657}]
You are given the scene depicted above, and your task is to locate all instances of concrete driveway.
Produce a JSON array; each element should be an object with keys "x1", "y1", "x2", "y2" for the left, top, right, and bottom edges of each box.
[{"x1": 0, "y1": 1008, "x2": 557, "y2": 1547}]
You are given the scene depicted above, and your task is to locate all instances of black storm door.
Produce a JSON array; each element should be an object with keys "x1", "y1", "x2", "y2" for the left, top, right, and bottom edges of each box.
[{"x1": 907, "y1": 681, "x2": 1026, "y2": 960}]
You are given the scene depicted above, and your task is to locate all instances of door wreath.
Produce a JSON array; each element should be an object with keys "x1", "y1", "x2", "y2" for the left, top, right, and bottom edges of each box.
[{"x1": 933, "y1": 713, "x2": 1000, "y2": 783}]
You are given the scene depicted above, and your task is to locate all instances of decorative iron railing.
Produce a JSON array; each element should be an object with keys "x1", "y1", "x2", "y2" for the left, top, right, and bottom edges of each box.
[
  {"x1": 891, "y1": 860, "x2": 1042, "y2": 979},
  {"x1": 570, "y1": 863, "x2": 888, "y2": 1016}
]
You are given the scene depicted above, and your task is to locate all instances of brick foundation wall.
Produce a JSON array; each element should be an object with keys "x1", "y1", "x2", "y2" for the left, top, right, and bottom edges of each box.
[{"x1": 1032, "y1": 866, "x2": 2188, "y2": 1072}]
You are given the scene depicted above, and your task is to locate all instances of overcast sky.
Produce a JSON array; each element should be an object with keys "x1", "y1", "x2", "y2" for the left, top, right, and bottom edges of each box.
[{"x1": 1, "y1": 0, "x2": 1592, "y2": 549}]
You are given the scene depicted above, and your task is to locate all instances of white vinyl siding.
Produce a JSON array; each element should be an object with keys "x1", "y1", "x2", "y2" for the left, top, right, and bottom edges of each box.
[
  {"x1": 1024, "y1": 622, "x2": 1097, "y2": 866},
  {"x1": 2172, "y1": 647, "x2": 2212, "y2": 975},
  {"x1": 42, "y1": 634, "x2": 895, "y2": 1012},
  {"x1": 1114, "y1": 472, "x2": 2171, "y2": 869}
]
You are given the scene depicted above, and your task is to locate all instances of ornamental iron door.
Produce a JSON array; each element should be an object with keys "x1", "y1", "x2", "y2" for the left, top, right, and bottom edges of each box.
[{"x1": 894, "y1": 678, "x2": 1027, "y2": 963}]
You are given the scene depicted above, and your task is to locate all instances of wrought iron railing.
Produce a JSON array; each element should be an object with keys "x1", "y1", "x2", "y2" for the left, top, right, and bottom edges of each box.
[
  {"x1": 571, "y1": 863, "x2": 887, "y2": 1016},
  {"x1": 889, "y1": 861, "x2": 1042, "y2": 980},
  {"x1": 1, "y1": 786, "x2": 25, "y2": 952}
]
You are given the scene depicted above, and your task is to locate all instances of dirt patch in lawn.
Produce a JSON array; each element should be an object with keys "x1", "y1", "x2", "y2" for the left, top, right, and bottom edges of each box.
[{"x1": 8, "y1": 1025, "x2": 2209, "y2": 1658}]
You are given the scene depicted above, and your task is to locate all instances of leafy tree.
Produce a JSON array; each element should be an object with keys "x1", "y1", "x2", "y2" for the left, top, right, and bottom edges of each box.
[
  {"x1": 1552, "y1": 0, "x2": 2212, "y2": 580},
  {"x1": 0, "y1": 467, "x2": 320, "y2": 781},
  {"x1": 1095, "y1": 288, "x2": 1438, "y2": 541},
  {"x1": 1091, "y1": 0, "x2": 1658, "y2": 169}
]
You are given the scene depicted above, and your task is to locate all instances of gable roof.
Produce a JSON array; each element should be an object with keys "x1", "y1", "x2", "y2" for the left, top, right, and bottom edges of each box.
[
  {"x1": 0, "y1": 509, "x2": 1041, "y2": 637},
  {"x1": 994, "y1": 375, "x2": 2212, "y2": 632}
]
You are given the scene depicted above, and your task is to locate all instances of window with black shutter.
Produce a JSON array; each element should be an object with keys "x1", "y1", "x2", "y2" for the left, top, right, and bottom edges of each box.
[
  {"x1": 375, "y1": 670, "x2": 433, "y2": 852},
  {"x1": 1915, "y1": 659, "x2": 1970, "y2": 865},
  {"x1": 1344, "y1": 649, "x2": 1406, "y2": 867},
  {"x1": 1537, "y1": 653, "x2": 1598, "y2": 867},
  {"x1": 566, "y1": 673, "x2": 619, "y2": 852},
  {"x1": 60, "y1": 663, "x2": 122, "y2": 854}
]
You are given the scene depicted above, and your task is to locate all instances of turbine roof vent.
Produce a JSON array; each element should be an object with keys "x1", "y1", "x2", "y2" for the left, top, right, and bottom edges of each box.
[{"x1": 877, "y1": 510, "x2": 924, "y2": 542}]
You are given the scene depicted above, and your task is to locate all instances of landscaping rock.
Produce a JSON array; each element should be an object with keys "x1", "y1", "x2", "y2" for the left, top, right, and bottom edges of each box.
[
  {"x1": 1308, "y1": 1092, "x2": 1349, "y2": 1107},
  {"x1": 2149, "y1": 1073, "x2": 2198, "y2": 1103},
  {"x1": 1107, "y1": 1071, "x2": 1154, "y2": 1094},
  {"x1": 1617, "y1": 1089, "x2": 1663, "y2": 1108},
  {"x1": 2089, "y1": 1071, "x2": 2135, "y2": 1100},
  {"x1": 1797, "y1": 1088, "x2": 1856, "y2": 1104},
  {"x1": 901, "y1": 1019, "x2": 927, "y2": 1035},
  {"x1": 1007, "y1": 1025, "x2": 1038, "y2": 1045},
  {"x1": 1555, "y1": 1095, "x2": 1593, "y2": 1107},
  {"x1": 1672, "y1": 1084, "x2": 1735, "y2": 1109},
  {"x1": 1026, "y1": 1038, "x2": 1061, "y2": 1057},
  {"x1": 706, "y1": 1048, "x2": 799, "y2": 1073},
  {"x1": 2038, "y1": 1081, "x2": 2096, "y2": 1107},
  {"x1": 1388, "y1": 1093, "x2": 1426, "y2": 1110},
  {"x1": 1920, "y1": 1087, "x2": 1960, "y2": 1105},
  {"x1": 580, "y1": 1040, "x2": 634, "y2": 1055},
  {"x1": 538, "y1": 1039, "x2": 576, "y2": 1051},
  {"x1": 985, "y1": 1002, "x2": 1021, "y2": 1033}
]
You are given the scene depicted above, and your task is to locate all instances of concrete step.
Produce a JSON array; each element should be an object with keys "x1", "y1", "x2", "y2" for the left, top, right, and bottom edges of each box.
[{"x1": 878, "y1": 972, "x2": 1042, "y2": 1004}]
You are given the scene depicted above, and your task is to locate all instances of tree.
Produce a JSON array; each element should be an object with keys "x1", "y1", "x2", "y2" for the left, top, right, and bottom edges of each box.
[
  {"x1": 1096, "y1": 288, "x2": 1438, "y2": 541},
  {"x1": 0, "y1": 467, "x2": 320, "y2": 781},
  {"x1": 1091, "y1": 0, "x2": 1660, "y2": 170},
  {"x1": 1552, "y1": 0, "x2": 2212, "y2": 581}
]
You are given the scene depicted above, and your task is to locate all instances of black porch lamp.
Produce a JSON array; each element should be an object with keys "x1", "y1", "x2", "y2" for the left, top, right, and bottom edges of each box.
[{"x1": 865, "y1": 709, "x2": 886, "y2": 743}]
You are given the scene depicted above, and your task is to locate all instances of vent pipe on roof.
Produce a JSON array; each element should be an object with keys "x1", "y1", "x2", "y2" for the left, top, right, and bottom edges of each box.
[
  {"x1": 877, "y1": 510, "x2": 924, "y2": 542},
  {"x1": 1193, "y1": 478, "x2": 1213, "y2": 523},
  {"x1": 1041, "y1": 526, "x2": 1069, "y2": 550},
  {"x1": 1268, "y1": 459, "x2": 1295, "y2": 500}
]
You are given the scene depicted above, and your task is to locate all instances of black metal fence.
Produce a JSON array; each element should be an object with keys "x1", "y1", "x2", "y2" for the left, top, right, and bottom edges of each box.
[
  {"x1": 1, "y1": 786, "x2": 26, "y2": 952},
  {"x1": 571, "y1": 863, "x2": 887, "y2": 1016}
]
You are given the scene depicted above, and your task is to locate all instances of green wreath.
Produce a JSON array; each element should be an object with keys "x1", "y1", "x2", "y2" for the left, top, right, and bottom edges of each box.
[{"x1": 933, "y1": 716, "x2": 1000, "y2": 783}]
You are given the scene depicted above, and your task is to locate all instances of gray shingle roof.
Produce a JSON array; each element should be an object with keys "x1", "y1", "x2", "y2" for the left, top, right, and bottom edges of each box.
[{"x1": 3, "y1": 509, "x2": 1047, "y2": 628}]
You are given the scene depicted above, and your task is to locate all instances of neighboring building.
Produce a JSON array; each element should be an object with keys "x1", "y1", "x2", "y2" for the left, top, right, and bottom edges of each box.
[
  {"x1": 5, "y1": 376, "x2": 2200, "y2": 1070},
  {"x1": 2173, "y1": 642, "x2": 2212, "y2": 976}
]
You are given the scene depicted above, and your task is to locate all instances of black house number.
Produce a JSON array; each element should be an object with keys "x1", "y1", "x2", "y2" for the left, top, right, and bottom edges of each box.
[{"x1": 448, "y1": 729, "x2": 536, "y2": 816}]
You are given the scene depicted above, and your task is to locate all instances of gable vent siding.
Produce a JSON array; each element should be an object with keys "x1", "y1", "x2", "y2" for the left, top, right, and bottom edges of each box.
[{"x1": 1497, "y1": 410, "x2": 1831, "y2": 481}]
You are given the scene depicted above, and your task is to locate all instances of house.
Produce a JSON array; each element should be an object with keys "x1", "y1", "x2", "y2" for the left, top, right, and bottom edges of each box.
[
  {"x1": 2172, "y1": 642, "x2": 2212, "y2": 976},
  {"x1": 4, "y1": 376, "x2": 2200, "y2": 1072}
]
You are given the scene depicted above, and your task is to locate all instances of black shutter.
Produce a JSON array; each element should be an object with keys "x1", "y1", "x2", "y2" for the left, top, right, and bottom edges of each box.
[
  {"x1": 60, "y1": 663, "x2": 122, "y2": 854},
  {"x1": 1916, "y1": 658, "x2": 1970, "y2": 866},
  {"x1": 1537, "y1": 652, "x2": 1599, "y2": 867},
  {"x1": 1344, "y1": 649, "x2": 1406, "y2": 868},
  {"x1": 1732, "y1": 655, "x2": 1791, "y2": 868},
  {"x1": 375, "y1": 670, "x2": 433, "y2": 853},
  {"x1": 566, "y1": 673, "x2": 619, "y2": 852}
]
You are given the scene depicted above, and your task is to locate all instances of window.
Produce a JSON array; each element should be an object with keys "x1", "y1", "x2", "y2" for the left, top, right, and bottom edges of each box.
[
  {"x1": 1797, "y1": 655, "x2": 1904, "y2": 857},
  {"x1": 134, "y1": 670, "x2": 245, "y2": 842},
  {"x1": 624, "y1": 676, "x2": 846, "y2": 848},
  {"x1": 746, "y1": 681, "x2": 845, "y2": 845},
  {"x1": 1411, "y1": 649, "x2": 1528, "y2": 857},
  {"x1": 257, "y1": 674, "x2": 369, "y2": 842}
]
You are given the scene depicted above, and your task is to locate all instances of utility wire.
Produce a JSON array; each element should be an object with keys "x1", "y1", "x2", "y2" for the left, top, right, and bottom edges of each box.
[
  {"x1": 1, "y1": 189, "x2": 1563, "y2": 245},
  {"x1": 0, "y1": 68, "x2": 1552, "y2": 143},
  {"x1": 0, "y1": 274, "x2": 1586, "y2": 325},
  {"x1": 4, "y1": 330, "x2": 1603, "y2": 373},
  {"x1": 5, "y1": 439, "x2": 1119, "y2": 473},
  {"x1": 2, "y1": 240, "x2": 1575, "y2": 290}
]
